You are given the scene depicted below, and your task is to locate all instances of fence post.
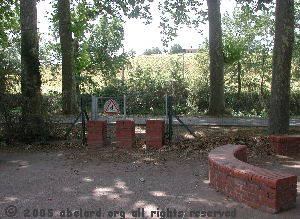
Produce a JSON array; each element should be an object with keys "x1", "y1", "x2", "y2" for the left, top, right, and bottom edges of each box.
[
  {"x1": 165, "y1": 93, "x2": 168, "y2": 133},
  {"x1": 168, "y1": 95, "x2": 173, "y2": 142},
  {"x1": 81, "y1": 97, "x2": 86, "y2": 144},
  {"x1": 91, "y1": 95, "x2": 96, "y2": 120},
  {"x1": 123, "y1": 94, "x2": 127, "y2": 119}
]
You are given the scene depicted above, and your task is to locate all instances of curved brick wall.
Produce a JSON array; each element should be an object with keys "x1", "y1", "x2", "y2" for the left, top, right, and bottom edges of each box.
[
  {"x1": 208, "y1": 144, "x2": 297, "y2": 213},
  {"x1": 268, "y1": 135, "x2": 300, "y2": 155}
]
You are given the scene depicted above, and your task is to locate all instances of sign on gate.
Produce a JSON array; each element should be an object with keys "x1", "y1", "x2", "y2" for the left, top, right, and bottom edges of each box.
[{"x1": 104, "y1": 99, "x2": 120, "y2": 113}]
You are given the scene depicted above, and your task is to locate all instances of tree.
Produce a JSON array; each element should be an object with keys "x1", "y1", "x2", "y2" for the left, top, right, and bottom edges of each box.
[
  {"x1": 87, "y1": 16, "x2": 129, "y2": 81},
  {"x1": 207, "y1": 0, "x2": 226, "y2": 115},
  {"x1": 143, "y1": 47, "x2": 162, "y2": 55},
  {"x1": 170, "y1": 44, "x2": 183, "y2": 54},
  {"x1": 0, "y1": 1, "x2": 20, "y2": 97},
  {"x1": 269, "y1": 0, "x2": 294, "y2": 134},
  {"x1": 223, "y1": 36, "x2": 246, "y2": 95},
  {"x1": 20, "y1": 0, "x2": 43, "y2": 139},
  {"x1": 47, "y1": 0, "x2": 153, "y2": 98},
  {"x1": 221, "y1": 4, "x2": 274, "y2": 96},
  {"x1": 57, "y1": 0, "x2": 78, "y2": 114}
]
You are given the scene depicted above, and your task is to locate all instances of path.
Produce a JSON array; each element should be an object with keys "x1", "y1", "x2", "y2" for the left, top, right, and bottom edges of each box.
[
  {"x1": 0, "y1": 152, "x2": 299, "y2": 219},
  {"x1": 54, "y1": 116, "x2": 300, "y2": 127}
]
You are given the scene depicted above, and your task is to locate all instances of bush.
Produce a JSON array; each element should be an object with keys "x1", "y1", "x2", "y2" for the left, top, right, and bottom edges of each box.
[
  {"x1": 170, "y1": 44, "x2": 183, "y2": 54},
  {"x1": 0, "y1": 94, "x2": 56, "y2": 143}
]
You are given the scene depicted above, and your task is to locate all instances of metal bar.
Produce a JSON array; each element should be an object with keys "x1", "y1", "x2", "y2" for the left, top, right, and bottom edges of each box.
[
  {"x1": 84, "y1": 110, "x2": 89, "y2": 121},
  {"x1": 64, "y1": 113, "x2": 81, "y2": 139},
  {"x1": 174, "y1": 113, "x2": 196, "y2": 138},
  {"x1": 91, "y1": 95, "x2": 96, "y2": 120},
  {"x1": 123, "y1": 94, "x2": 126, "y2": 119},
  {"x1": 81, "y1": 97, "x2": 86, "y2": 144},
  {"x1": 95, "y1": 96, "x2": 98, "y2": 119},
  {"x1": 165, "y1": 93, "x2": 168, "y2": 133},
  {"x1": 168, "y1": 95, "x2": 173, "y2": 142}
]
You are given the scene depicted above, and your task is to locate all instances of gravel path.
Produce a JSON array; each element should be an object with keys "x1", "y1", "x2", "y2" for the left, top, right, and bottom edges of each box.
[{"x1": 0, "y1": 152, "x2": 299, "y2": 219}]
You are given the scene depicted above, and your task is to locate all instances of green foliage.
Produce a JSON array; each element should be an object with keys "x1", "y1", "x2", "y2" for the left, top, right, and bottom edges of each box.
[
  {"x1": 143, "y1": 47, "x2": 162, "y2": 55},
  {"x1": 0, "y1": 94, "x2": 55, "y2": 143},
  {"x1": 158, "y1": 0, "x2": 207, "y2": 46},
  {"x1": 170, "y1": 44, "x2": 183, "y2": 54},
  {"x1": 0, "y1": 1, "x2": 20, "y2": 48},
  {"x1": 87, "y1": 16, "x2": 129, "y2": 78},
  {"x1": 223, "y1": 36, "x2": 245, "y2": 65},
  {"x1": 84, "y1": 50, "x2": 299, "y2": 117}
]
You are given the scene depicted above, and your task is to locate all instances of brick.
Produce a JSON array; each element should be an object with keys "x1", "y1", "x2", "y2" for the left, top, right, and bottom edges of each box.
[
  {"x1": 146, "y1": 120, "x2": 165, "y2": 148},
  {"x1": 248, "y1": 201, "x2": 260, "y2": 209},
  {"x1": 116, "y1": 120, "x2": 135, "y2": 147},
  {"x1": 208, "y1": 144, "x2": 297, "y2": 214},
  {"x1": 87, "y1": 120, "x2": 107, "y2": 147}
]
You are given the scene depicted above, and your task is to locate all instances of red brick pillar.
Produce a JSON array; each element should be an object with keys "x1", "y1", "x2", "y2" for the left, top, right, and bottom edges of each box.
[
  {"x1": 268, "y1": 135, "x2": 300, "y2": 155},
  {"x1": 146, "y1": 120, "x2": 165, "y2": 148},
  {"x1": 87, "y1": 121, "x2": 107, "y2": 147},
  {"x1": 116, "y1": 120, "x2": 135, "y2": 147}
]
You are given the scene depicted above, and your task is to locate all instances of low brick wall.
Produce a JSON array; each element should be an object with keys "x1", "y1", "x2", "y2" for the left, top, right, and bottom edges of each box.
[
  {"x1": 116, "y1": 120, "x2": 135, "y2": 147},
  {"x1": 268, "y1": 135, "x2": 300, "y2": 155},
  {"x1": 208, "y1": 144, "x2": 297, "y2": 213},
  {"x1": 146, "y1": 120, "x2": 165, "y2": 148},
  {"x1": 87, "y1": 120, "x2": 107, "y2": 147}
]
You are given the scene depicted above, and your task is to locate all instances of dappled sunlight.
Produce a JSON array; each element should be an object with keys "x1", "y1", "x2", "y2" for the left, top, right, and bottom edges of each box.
[
  {"x1": 4, "y1": 196, "x2": 18, "y2": 202},
  {"x1": 282, "y1": 164, "x2": 300, "y2": 169},
  {"x1": 114, "y1": 179, "x2": 133, "y2": 195},
  {"x1": 210, "y1": 126, "x2": 221, "y2": 129},
  {"x1": 194, "y1": 131, "x2": 205, "y2": 136},
  {"x1": 93, "y1": 187, "x2": 121, "y2": 200},
  {"x1": 82, "y1": 177, "x2": 94, "y2": 182},
  {"x1": 61, "y1": 187, "x2": 75, "y2": 192},
  {"x1": 8, "y1": 160, "x2": 30, "y2": 168},
  {"x1": 57, "y1": 153, "x2": 64, "y2": 157},
  {"x1": 135, "y1": 126, "x2": 146, "y2": 134},
  {"x1": 183, "y1": 133, "x2": 195, "y2": 139},
  {"x1": 186, "y1": 197, "x2": 224, "y2": 207},
  {"x1": 91, "y1": 182, "x2": 133, "y2": 203},
  {"x1": 280, "y1": 159, "x2": 300, "y2": 169},
  {"x1": 0, "y1": 196, "x2": 19, "y2": 204},
  {"x1": 149, "y1": 191, "x2": 168, "y2": 197},
  {"x1": 133, "y1": 200, "x2": 159, "y2": 214},
  {"x1": 203, "y1": 179, "x2": 210, "y2": 184}
]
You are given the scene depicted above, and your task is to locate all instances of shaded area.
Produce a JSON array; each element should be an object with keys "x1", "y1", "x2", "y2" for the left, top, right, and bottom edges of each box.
[{"x1": 0, "y1": 151, "x2": 299, "y2": 219}]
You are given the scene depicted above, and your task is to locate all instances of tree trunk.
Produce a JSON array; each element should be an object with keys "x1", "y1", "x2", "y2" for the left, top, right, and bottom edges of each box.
[
  {"x1": 269, "y1": 0, "x2": 294, "y2": 135},
  {"x1": 57, "y1": 0, "x2": 78, "y2": 115},
  {"x1": 237, "y1": 60, "x2": 241, "y2": 96},
  {"x1": 207, "y1": 0, "x2": 225, "y2": 115},
  {"x1": 73, "y1": 40, "x2": 81, "y2": 98},
  {"x1": 20, "y1": 0, "x2": 43, "y2": 139}
]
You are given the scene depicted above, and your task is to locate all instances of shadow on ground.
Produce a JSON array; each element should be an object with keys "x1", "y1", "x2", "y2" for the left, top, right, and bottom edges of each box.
[{"x1": 0, "y1": 150, "x2": 299, "y2": 219}]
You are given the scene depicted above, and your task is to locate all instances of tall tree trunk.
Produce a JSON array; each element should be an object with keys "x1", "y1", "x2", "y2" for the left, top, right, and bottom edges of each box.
[
  {"x1": 237, "y1": 60, "x2": 241, "y2": 96},
  {"x1": 269, "y1": 0, "x2": 294, "y2": 135},
  {"x1": 57, "y1": 0, "x2": 78, "y2": 115},
  {"x1": 207, "y1": 0, "x2": 225, "y2": 115},
  {"x1": 20, "y1": 0, "x2": 43, "y2": 139},
  {"x1": 73, "y1": 40, "x2": 81, "y2": 98}
]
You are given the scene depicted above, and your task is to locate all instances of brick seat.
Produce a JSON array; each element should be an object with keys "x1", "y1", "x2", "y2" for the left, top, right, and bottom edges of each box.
[
  {"x1": 208, "y1": 144, "x2": 297, "y2": 213},
  {"x1": 268, "y1": 135, "x2": 300, "y2": 155}
]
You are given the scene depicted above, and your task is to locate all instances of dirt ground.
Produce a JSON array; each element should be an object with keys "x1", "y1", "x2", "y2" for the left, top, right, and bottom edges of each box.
[{"x1": 0, "y1": 125, "x2": 299, "y2": 218}]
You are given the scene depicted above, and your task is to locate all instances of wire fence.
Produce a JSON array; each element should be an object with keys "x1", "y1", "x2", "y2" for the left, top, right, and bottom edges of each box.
[{"x1": 84, "y1": 93, "x2": 300, "y2": 127}]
